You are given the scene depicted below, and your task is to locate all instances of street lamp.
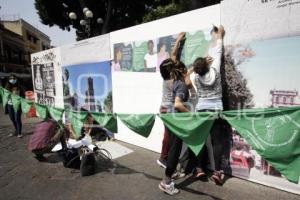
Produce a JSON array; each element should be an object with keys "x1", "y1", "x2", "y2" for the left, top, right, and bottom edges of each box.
[
  {"x1": 68, "y1": 12, "x2": 77, "y2": 20},
  {"x1": 67, "y1": 6, "x2": 103, "y2": 38},
  {"x1": 85, "y1": 10, "x2": 93, "y2": 18}
]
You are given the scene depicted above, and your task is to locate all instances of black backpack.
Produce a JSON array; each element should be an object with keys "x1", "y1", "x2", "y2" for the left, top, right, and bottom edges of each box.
[{"x1": 62, "y1": 148, "x2": 81, "y2": 169}]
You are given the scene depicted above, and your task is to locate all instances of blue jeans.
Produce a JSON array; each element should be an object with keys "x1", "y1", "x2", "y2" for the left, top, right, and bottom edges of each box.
[{"x1": 7, "y1": 104, "x2": 22, "y2": 135}]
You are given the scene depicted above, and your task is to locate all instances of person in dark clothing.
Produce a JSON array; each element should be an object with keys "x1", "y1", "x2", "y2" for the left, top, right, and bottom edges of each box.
[
  {"x1": 5, "y1": 75, "x2": 25, "y2": 138},
  {"x1": 157, "y1": 32, "x2": 186, "y2": 169},
  {"x1": 159, "y1": 61, "x2": 189, "y2": 195}
]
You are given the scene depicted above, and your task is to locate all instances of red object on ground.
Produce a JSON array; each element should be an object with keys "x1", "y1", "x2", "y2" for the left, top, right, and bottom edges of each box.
[{"x1": 25, "y1": 91, "x2": 37, "y2": 118}]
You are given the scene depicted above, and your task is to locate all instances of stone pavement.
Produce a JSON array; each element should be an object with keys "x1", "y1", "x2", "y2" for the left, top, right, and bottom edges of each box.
[{"x1": 0, "y1": 107, "x2": 299, "y2": 200}]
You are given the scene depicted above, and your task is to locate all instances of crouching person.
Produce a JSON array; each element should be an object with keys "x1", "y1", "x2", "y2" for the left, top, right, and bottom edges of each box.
[{"x1": 28, "y1": 118, "x2": 67, "y2": 161}]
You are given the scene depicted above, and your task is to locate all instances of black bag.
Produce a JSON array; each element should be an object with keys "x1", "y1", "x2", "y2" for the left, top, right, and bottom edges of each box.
[
  {"x1": 80, "y1": 151, "x2": 96, "y2": 176},
  {"x1": 62, "y1": 148, "x2": 81, "y2": 169}
]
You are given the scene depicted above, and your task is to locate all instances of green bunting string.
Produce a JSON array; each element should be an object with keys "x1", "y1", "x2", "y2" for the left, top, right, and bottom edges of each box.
[
  {"x1": 47, "y1": 106, "x2": 64, "y2": 123},
  {"x1": 118, "y1": 114, "x2": 156, "y2": 138},
  {"x1": 67, "y1": 110, "x2": 88, "y2": 138},
  {"x1": 21, "y1": 98, "x2": 33, "y2": 114},
  {"x1": 11, "y1": 94, "x2": 21, "y2": 112},
  {"x1": 1, "y1": 86, "x2": 300, "y2": 184},
  {"x1": 35, "y1": 103, "x2": 48, "y2": 120},
  {"x1": 222, "y1": 107, "x2": 300, "y2": 183},
  {"x1": 159, "y1": 112, "x2": 217, "y2": 156},
  {"x1": 91, "y1": 112, "x2": 118, "y2": 133}
]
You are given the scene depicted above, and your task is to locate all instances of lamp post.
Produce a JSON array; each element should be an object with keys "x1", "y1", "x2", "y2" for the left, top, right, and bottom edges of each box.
[{"x1": 67, "y1": 6, "x2": 103, "y2": 39}]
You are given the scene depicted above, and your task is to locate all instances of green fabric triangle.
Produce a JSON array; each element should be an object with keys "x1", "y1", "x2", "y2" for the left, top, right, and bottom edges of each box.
[
  {"x1": 35, "y1": 103, "x2": 48, "y2": 120},
  {"x1": 21, "y1": 98, "x2": 33, "y2": 114},
  {"x1": 91, "y1": 112, "x2": 118, "y2": 133},
  {"x1": 11, "y1": 94, "x2": 21, "y2": 112},
  {"x1": 222, "y1": 106, "x2": 300, "y2": 183},
  {"x1": 67, "y1": 110, "x2": 88, "y2": 138},
  {"x1": 118, "y1": 114, "x2": 156, "y2": 138},
  {"x1": 0, "y1": 87, "x2": 3, "y2": 104},
  {"x1": 159, "y1": 112, "x2": 216, "y2": 156},
  {"x1": 2, "y1": 88, "x2": 11, "y2": 108},
  {"x1": 47, "y1": 106, "x2": 64, "y2": 123}
]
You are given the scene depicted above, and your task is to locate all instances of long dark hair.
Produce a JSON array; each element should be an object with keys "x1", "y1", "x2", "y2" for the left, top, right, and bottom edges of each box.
[
  {"x1": 193, "y1": 57, "x2": 209, "y2": 76},
  {"x1": 170, "y1": 61, "x2": 186, "y2": 81}
]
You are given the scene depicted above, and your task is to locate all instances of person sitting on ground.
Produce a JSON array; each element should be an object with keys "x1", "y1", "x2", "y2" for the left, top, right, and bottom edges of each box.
[{"x1": 29, "y1": 118, "x2": 68, "y2": 161}]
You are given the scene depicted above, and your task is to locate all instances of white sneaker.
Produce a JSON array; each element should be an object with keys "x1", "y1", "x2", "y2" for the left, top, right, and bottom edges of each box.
[
  {"x1": 171, "y1": 171, "x2": 186, "y2": 180},
  {"x1": 156, "y1": 159, "x2": 167, "y2": 169},
  {"x1": 17, "y1": 134, "x2": 23, "y2": 138},
  {"x1": 158, "y1": 181, "x2": 180, "y2": 195}
]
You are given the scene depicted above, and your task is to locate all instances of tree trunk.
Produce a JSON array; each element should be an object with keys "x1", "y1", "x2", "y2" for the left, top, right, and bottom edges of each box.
[{"x1": 101, "y1": 0, "x2": 112, "y2": 34}]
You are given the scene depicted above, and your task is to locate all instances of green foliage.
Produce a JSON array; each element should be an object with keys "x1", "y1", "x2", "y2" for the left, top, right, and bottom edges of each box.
[
  {"x1": 104, "y1": 91, "x2": 113, "y2": 113},
  {"x1": 34, "y1": 0, "x2": 220, "y2": 40},
  {"x1": 143, "y1": 3, "x2": 184, "y2": 23}
]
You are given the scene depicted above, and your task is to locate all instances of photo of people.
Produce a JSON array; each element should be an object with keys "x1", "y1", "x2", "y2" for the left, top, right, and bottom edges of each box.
[
  {"x1": 111, "y1": 47, "x2": 122, "y2": 72},
  {"x1": 62, "y1": 61, "x2": 113, "y2": 113},
  {"x1": 112, "y1": 43, "x2": 133, "y2": 72},
  {"x1": 143, "y1": 40, "x2": 158, "y2": 72}
]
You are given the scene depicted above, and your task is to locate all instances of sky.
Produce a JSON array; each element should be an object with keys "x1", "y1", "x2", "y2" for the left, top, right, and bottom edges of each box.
[
  {"x1": 0, "y1": 0, "x2": 76, "y2": 46},
  {"x1": 64, "y1": 61, "x2": 112, "y2": 106},
  {"x1": 238, "y1": 36, "x2": 300, "y2": 108}
]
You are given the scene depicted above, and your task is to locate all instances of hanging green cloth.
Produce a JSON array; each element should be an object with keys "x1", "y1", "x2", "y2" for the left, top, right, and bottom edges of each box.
[
  {"x1": 67, "y1": 110, "x2": 88, "y2": 138},
  {"x1": 222, "y1": 106, "x2": 300, "y2": 183},
  {"x1": 0, "y1": 87, "x2": 3, "y2": 104},
  {"x1": 118, "y1": 114, "x2": 156, "y2": 138},
  {"x1": 47, "y1": 106, "x2": 64, "y2": 123},
  {"x1": 159, "y1": 112, "x2": 217, "y2": 156},
  {"x1": 35, "y1": 103, "x2": 48, "y2": 120},
  {"x1": 2, "y1": 88, "x2": 11, "y2": 108},
  {"x1": 21, "y1": 98, "x2": 33, "y2": 114},
  {"x1": 91, "y1": 112, "x2": 118, "y2": 133},
  {"x1": 11, "y1": 94, "x2": 21, "y2": 112}
]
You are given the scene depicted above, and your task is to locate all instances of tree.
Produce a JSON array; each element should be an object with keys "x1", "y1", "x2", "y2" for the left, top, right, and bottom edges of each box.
[
  {"x1": 104, "y1": 91, "x2": 113, "y2": 113},
  {"x1": 34, "y1": 0, "x2": 220, "y2": 40},
  {"x1": 143, "y1": 0, "x2": 220, "y2": 22},
  {"x1": 222, "y1": 45, "x2": 255, "y2": 110}
]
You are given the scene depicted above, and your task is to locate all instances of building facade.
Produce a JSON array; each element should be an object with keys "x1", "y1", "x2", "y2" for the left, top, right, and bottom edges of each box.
[
  {"x1": 270, "y1": 89, "x2": 300, "y2": 107},
  {"x1": 0, "y1": 18, "x2": 51, "y2": 75}
]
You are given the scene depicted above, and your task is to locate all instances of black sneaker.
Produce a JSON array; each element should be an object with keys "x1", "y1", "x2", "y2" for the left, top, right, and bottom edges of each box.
[{"x1": 156, "y1": 158, "x2": 167, "y2": 168}]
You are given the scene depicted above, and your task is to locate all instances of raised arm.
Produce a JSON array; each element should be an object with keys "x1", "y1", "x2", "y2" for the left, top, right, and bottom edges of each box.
[
  {"x1": 171, "y1": 32, "x2": 185, "y2": 62},
  {"x1": 210, "y1": 25, "x2": 225, "y2": 73},
  {"x1": 216, "y1": 25, "x2": 225, "y2": 40}
]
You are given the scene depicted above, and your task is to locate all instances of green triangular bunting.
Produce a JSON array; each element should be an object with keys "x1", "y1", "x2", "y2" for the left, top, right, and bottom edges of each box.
[
  {"x1": 67, "y1": 110, "x2": 88, "y2": 138},
  {"x1": 11, "y1": 94, "x2": 21, "y2": 112},
  {"x1": 91, "y1": 112, "x2": 118, "y2": 133},
  {"x1": 118, "y1": 114, "x2": 156, "y2": 138},
  {"x1": 0, "y1": 87, "x2": 3, "y2": 104},
  {"x1": 222, "y1": 107, "x2": 300, "y2": 183},
  {"x1": 159, "y1": 112, "x2": 216, "y2": 156},
  {"x1": 21, "y1": 98, "x2": 33, "y2": 114},
  {"x1": 35, "y1": 103, "x2": 48, "y2": 120},
  {"x1": 2, "y1": 88, "x2": 11, "y2": 108},
  {"x1": 48, "y1": 106, "x2": 64, "y2": 123}
]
